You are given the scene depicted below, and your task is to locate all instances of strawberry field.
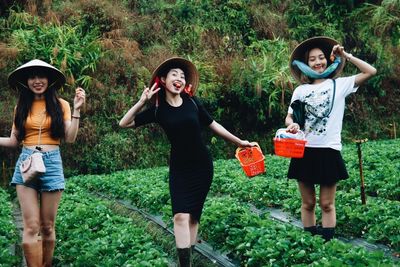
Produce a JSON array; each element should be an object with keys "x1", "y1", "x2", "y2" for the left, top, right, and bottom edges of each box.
[
  {"x1": 1, "y1": 1, "x2": 399, "y2": 266},
  {"x1": 2, "y1": 138, "x2": 399, "y2": 266},
  {"x1": 0, "y1": 187, "x2": 18, "y2": 266}
]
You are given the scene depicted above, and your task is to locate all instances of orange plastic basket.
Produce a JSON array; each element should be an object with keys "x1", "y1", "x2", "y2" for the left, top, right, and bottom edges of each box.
[
  {"x1": 235, "y1": 143, "x2": 265, "y2": 178},
  {"x1": 273, "y1": 129, "x2": 307, "y2": 158}
]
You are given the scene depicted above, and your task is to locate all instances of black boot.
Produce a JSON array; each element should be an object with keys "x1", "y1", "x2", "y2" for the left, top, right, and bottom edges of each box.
[
  {"x1": 177, "y1": 247, "x2": 191, "y2": 267},
  {"x1": 304, "y1": 226, "x2": 317, "y2": 235},
  {"x1": 321, "y1": 227, "x2": 335, "y2": 242},
  {"x1": 190, "y1": 245, "x2": 195, "y2": 266}
]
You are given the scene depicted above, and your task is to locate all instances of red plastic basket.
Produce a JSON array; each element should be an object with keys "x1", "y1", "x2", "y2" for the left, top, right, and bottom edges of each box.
[
  {"x1": 273, "y1": 129, "x2": 307, "y2": 158},
  {"x1": 235, "y1": 143, "x2": 265, "y2": 178}
]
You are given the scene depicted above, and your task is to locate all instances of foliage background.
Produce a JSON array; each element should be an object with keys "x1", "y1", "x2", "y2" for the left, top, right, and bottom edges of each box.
[{"x1": 0, "y1": 0, "x2": 399, "y2": 179}]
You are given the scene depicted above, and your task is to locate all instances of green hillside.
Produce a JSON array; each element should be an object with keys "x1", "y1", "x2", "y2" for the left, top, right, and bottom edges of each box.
[{"x1": 0, "y1": 0, "x2": 399, "y2": 177}]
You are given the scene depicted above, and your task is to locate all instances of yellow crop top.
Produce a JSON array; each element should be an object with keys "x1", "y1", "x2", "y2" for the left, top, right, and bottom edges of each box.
[{"x1": 13, "y1": 98, "x2": 71, "y2": 145}]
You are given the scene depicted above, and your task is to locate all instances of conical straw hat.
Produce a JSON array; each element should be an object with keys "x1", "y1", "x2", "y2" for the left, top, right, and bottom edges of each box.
[
  {"x1": 149, "y1": 57, "x2": 199, "y2": 103},
  {"x1": 289, "y1": 36, "x2": 346, "y2": 83},
  {"x1": 8, "y1": 59, "x2": 66, "y2": 90}
]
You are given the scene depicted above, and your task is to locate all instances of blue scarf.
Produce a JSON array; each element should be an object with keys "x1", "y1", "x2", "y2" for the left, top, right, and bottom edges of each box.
[{"x1": 292, "y1": 56, "x2": 341, "y2": 79}]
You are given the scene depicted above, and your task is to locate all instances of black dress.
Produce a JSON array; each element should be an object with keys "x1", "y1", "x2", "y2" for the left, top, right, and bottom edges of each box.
[{"x1": 134, "y1": 95, "x2": 214, "y2": 222}]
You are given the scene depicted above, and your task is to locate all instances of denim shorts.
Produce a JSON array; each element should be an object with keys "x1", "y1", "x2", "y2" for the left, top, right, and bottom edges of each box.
[{"x1": 11, "y1": 147, "x2": 65, "y2": 192}]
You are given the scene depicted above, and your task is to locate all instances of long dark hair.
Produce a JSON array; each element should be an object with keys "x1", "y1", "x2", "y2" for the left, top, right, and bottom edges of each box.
[{"x1": 14, "y1": 83, "x2": 65, "y2": 142}]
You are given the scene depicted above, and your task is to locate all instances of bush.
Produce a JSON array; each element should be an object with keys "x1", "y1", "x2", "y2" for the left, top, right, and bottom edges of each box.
[{"x1": 0, "y1": 1, "x2": 399, "y2": 177}]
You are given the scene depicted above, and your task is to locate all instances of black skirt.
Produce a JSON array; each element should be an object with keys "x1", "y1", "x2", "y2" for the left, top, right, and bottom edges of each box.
[
  {"x1": 287, "y1": 147, "x2": 348, "y2": 185},
  {"x1": 169, "y1": 165, "x2": 213, "y2": 223}
]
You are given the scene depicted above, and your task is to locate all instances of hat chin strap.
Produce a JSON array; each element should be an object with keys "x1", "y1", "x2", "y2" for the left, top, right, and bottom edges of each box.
[
  {"x1": 184, "y1": 85, "x2": 193, "y2": 96},
  {"x1": 17, "y1": 81, "x2": 29, "y2": 89},
  {"x1": 153, "y1": 76, "x2": 163, "y2": 107},
  {"x1": 16, "y1": 81, "x2": 58, "y2": 90},
  {"x1": 292, "y1": 56, "x2": 341, "y2": 79},
  {"x1": 47, "y1": 81, "x2": 59, "y2": 90}
]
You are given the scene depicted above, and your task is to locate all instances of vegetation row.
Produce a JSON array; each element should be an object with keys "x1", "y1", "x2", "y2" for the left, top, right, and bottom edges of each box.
[
  {"x1": 54, "y1": 185, "x2": 170, "y2": 266},
  {"x1": 70, "y1": 169, "x2": 398, "y2": 266},
  {"x1": 0, "y1": 187, "x2": 18, "y2": 266}
]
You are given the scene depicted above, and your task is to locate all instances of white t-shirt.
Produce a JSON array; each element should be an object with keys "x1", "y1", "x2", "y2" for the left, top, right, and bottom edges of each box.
[{"x1": 288, "y1": 76, "x2": 358, "y2": 151}]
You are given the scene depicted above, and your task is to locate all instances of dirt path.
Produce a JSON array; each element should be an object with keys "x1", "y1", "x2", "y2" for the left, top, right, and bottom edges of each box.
[{"x1": 12, "y1": 199, "x2": 26, "y2": 267}]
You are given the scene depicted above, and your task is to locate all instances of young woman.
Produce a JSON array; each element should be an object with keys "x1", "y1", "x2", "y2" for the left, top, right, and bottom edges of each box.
[
  {"x1": 0, "y1": 59, "x2": 85, "y2": 266},
  {"x1": 285, "y1": 37, "x2": 376, "y2": 241},
  {"x1": 120, "y1": 57, "x2": 253, "y2": 266}
]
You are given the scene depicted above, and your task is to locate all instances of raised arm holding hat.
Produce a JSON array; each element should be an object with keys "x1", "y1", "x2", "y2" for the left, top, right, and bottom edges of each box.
[
  {"x1": 284, "y1": 37, "x2": 376, "y2": 241},
  {"x1": 0, "y1": 59, "x2": 86, "y2": 266},
  {"x1": 120, "y1": 57, "x2": 254, "y2": 266}
]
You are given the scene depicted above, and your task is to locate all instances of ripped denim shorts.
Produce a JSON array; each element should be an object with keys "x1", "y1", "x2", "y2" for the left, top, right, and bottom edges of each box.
[{"x1": 10, "y1": 147, "x2": 65, "y2": 192}]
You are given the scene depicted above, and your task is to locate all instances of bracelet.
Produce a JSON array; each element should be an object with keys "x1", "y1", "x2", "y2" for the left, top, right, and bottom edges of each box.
[
  {"x1": 71, "y1": 115, "x2": 80, "y2": 119},
  {"x1": 346, "y1": 53, "x2": 353, "y2": 62}
]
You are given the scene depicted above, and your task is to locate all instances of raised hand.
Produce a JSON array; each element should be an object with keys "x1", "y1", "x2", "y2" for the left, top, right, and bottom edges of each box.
[
  {"x1": 140, "y1": 83, "x2": 161, "y2": 103},
  {"x1": 73, "y1": 87, "x2": 86, "y2": 110},
  {"x1": 331, "y1": 44, "x2": 347, "y2": 59}
]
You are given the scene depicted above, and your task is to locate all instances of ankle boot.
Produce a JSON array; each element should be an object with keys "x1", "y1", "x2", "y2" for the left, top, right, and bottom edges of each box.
[
  {"x1": 321, "y1": 227, "x2": 335, "y2": 242},
  {"x1": 304, "y1": 226, "x2": 317, "y2": 235},
  {"x1": 42, "y1": 240, "x2": 56, "y2": 267},
  {"x1": 23, "y1": 241, "x2": 43, "y2": 267},
  {"x1": 177, "y1": 247, "x2": 191, "y2": 267}
]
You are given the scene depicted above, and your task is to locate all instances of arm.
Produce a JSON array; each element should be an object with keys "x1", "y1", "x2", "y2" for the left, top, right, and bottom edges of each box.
[
  {"x1": 119, "y1": 83, "x2": 160, "y2": 128},
  {"x1": 0, "y1": 127, "x2": 19, "y2": 148},
  {"x1": 331, "y1": 45, "x2": 377, "y2": 86},
  {"x1": 119, "y1": 99, "x2": 146, "y2": 128},
  {"x1": 347, "y1": 54, "x2": 377, "y2": 87},
  {"x1": 208, "y1": 121, "x2": 252, "y2": 147},
  {"x1": 65, "y1": 88, "x2": 86, "y2": 143}
]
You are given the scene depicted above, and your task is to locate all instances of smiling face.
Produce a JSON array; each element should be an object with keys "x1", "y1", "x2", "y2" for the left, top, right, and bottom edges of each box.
[
  {"x1": 307, "y1": 48, "x2": 327, "y2": 74},
  {"x1": 161, "y1": 68, "x2": 186, "y2": 95},
  {"x1": 27, "y1": 72, "x2": 49, "y2": 96}
]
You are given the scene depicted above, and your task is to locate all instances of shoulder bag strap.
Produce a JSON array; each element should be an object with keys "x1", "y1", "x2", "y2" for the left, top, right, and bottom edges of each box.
[
  {"x1": 36, "y1": 110, "x2": 46, "y2": 151},
  {"x1": 188, "y1": 97, "x2": 198, "y2": 112},
  {"x1": 325, "y1": 79, "x2": 336, "y2": 118},
  {"x1": 306, "y1": 79, "x2": 336, "y2": 119}
]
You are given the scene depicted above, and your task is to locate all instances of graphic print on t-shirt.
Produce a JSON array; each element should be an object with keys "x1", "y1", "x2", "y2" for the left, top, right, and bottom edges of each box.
[{"x1": 304, "y1": 84, "x2": 334, "y2": 135}]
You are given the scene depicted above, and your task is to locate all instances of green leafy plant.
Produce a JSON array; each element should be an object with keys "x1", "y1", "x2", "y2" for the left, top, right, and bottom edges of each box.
[
  {"x1": 55, "y1": 185, "x2": 169, "y2": 266},
  {"x1": 67, "y1": 165, "x2": 397, "y2": 265},
  {"x1": 5, "y1": 10, "x2": 102, "y2": 88},
  {"x1": 0, "y1": 188, "x2": 18, "y2": 266}
]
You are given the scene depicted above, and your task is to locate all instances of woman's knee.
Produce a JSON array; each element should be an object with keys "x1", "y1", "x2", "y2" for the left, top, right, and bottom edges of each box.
[
  {"x1": 40, "y1": 221, "x2": 56, "y2": 237},
  {"x1": 24, "y1": 219, "x2": 40, "y2": 236},
  {"x1": 320, "y1": 201, "x2": 335, "y2": 213},
  {"x1": 174, "y1": 213, "x2": 190, "y2": 225},
  {"x1": 302, "y1": 198, "x2": 316, "y2": 211}
]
